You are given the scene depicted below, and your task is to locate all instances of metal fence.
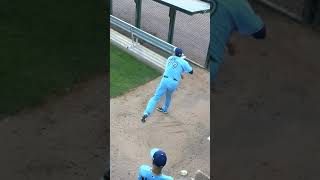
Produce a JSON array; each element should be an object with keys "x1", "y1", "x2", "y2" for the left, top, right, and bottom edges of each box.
[
  {"x1": 111, "y1": 0, "x2": 210, "y2": 66},
  {"x1": 110, "y1": 15, "x2": 205, "y2": 68}
]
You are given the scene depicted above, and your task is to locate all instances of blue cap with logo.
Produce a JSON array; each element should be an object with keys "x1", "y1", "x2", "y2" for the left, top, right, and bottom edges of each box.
[
  {"x1": 150, "y1": 148, "x2": 167, "y2": 167},
  {"x1": 174, "y1": 47, "x2": 183, "y2": 57}
]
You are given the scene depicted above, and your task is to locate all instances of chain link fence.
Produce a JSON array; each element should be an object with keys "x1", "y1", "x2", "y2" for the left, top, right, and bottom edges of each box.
[
  {"x1": 112, "y1": 0, "x2": 136, "y2": 25},
  {"x1": 111, "y1": 0, "x2": 210, "y2": 66},
  {"x1": 173, "y1": 11, "x2": 210, "y2": 65}
]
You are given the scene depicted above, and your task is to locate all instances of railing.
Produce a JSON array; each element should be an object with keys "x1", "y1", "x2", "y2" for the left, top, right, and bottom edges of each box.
[{"x1": 110, "y1": 15, "x2": 206, "y2": 68}]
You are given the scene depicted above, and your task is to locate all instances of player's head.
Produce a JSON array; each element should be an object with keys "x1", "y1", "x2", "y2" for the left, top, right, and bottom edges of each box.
[
  {"x1": 150, "y1": 148, "x2": 167, "y2": 169},
  {"x1": 174, "y1": 47, "x2": 183, "y2": 57}
]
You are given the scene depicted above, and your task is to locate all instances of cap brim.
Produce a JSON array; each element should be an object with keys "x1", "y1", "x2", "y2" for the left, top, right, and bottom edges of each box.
[{"x1": 150, "y1": 148, "x2": 160, "y2": 158}]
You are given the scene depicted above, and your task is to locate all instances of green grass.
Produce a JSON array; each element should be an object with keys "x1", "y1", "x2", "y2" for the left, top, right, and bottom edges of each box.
[
  {"x1": 110, "y1": 44, "x2": 161, "y2": 97},
  {"x1": 0, "y1": 1, "x2": 107, "y2": 117}
]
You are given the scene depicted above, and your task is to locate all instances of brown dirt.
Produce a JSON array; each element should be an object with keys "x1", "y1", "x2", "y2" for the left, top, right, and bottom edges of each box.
[
  {"x1": 110, "y1": 66, "x2": 210, "y2": 179},
  {"x1": 0, "y1": 76, "x2": 108, "y2": 180},
  {"x1": 213, "y1": 3, "x2": 320, "y2": 180}
]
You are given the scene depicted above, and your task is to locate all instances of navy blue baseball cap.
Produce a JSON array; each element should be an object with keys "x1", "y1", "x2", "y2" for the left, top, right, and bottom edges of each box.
[
  {"x1": 150, "y1": 148, "x2": 167, "y2": 167},
  {"x1": 174, "y1": 47, "x2": 183, "y2": 57}
]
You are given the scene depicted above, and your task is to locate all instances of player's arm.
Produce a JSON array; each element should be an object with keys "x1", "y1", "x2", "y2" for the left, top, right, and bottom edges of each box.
[
  {"x1": 181, "y1": 56, "x2": 193, "y2": 74},
  {"x1": 252, "y1": 24, "x2": 266, "y2": 39},
  {"x1": 137, "y1": 166, "x2": 144, "y2": 180},
  {"x1": 185, "y1": 63, "x2": 193, "y2": 75},
  {"x1": 232, "y1": 1, "x2": 266, "y2": 38},
  {"x1": 187, "y1": 63, "x2": 193, "y2": 74}
]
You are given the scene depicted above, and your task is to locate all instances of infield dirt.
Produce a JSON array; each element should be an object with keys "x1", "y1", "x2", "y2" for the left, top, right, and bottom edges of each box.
[{"x1": 110, "y1": 66, "x2": 210, "y2": 179}]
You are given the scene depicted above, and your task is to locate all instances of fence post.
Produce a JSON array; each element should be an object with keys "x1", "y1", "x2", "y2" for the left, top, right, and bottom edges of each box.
[
  {"x1": 135, "y1": 0, "x2": 142, "y2": 29},
  {"x1": 110, "y1": 0, "x2": 113, "y2": 15},
  {"x1": 167, "y1": 7, "x2": 176, "y2": 44}
]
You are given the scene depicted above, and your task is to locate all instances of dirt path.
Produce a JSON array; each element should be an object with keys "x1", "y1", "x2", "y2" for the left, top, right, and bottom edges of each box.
[
  {"x1": 213, "y1": 3, "x2": 320, "y2": 180},
  {"x1": 0, "y1": 76, "x2": 108, "y2": 180},
  {"x1": 110, "y1": 67, "x2": 210, "y2": 179}
]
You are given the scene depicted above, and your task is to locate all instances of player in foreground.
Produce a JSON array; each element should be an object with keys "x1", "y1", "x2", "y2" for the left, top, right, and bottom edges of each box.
[
  {"x1": 141, "y1": 47, "x2": 193, "y2": 123},
  {"x1": 209, "y1": 0, "x2": 266, "y2": 91},
  {"x1": 138, "y1": 148, "x2": 173, "y2": 180}
]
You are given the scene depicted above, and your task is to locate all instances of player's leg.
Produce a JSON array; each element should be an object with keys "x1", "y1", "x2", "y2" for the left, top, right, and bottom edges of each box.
[
  {"x1": 160, "y1": 80, "x2": 178, "y2": 113},
  {"x1": 160, "y1": 90, "x2": 173, "y2": 113},
  {"x1": 142, "y1": 81, "x2": 166, "y2": 122},
  {"x1": 143, "y1": 79, "x2": 166, "y2": 116}
]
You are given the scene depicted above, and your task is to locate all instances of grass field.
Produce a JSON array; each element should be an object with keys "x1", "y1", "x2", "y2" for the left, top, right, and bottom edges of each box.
[
  {"x1": 0, "y1": 1, "x2": 107, "y2": 118},
  {"x1": 110, "y1": 44, "x2": 161, "y2": 97}
]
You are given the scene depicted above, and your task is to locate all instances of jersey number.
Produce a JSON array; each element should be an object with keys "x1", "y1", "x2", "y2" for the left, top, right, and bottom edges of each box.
[{"x1": 168, "y1": 60, "x2": 178, "y2": 69}]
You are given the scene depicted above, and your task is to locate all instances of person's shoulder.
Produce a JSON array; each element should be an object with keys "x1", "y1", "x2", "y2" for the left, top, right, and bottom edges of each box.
[
  {"x1": 139, "y1": 165, "x2": 151, "y2": 176},
  {"x1": 177, "y1": 57, "x2": 187, "y2": 63},
  {"x1": 180, "y1": 58, "x2": 191, "y2": 67},
  {"x1": 138, "y1": 165, "x2": 152, "y2": 178},
  {"x1": 160, "y1": 174, "x2": 174, "y2": 180},
  {"x1": 220, "y1": 0, "x2": 249, "y2": 10},
  {"x1": 139, "y1": 164, "x2": 151, "y2": 171},
  {"x1": 168, "y1": 55, "x2": 175, "y2": 60}
]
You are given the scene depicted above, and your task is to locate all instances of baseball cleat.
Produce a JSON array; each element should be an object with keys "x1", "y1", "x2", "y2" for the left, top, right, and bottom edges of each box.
[
  {"x1": 141, "y1": 114, "x2": 148, "y2": 123},
  {"x1": 156, "y1": 107, "x2": 168, "y2": 114}
]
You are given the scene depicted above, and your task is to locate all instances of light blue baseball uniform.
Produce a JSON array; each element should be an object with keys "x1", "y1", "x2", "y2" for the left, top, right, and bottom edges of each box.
[
  {"x1": 210, "y1": 0, "x2": 264, "y2": 81},
  {"x1": 144, "y1": 55, "x2": 192, "y2": 116},
  {"x1": 138, "y1": 165, "x2": 174, "y2": 180}
]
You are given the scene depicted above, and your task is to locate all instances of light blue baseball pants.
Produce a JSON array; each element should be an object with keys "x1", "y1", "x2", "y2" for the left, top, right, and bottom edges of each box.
[{"x1": 144, "y1": 77, "x2": 179, "y2": 116}]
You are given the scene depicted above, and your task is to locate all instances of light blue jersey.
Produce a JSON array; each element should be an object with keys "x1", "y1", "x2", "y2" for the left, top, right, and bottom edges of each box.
[
  {"x1": 164, "y1": 56, "x2": 193, "y2": 82},
  {"x1": 138, "y1": 165, "x2": 174, "y2": 180},
  {"x1": 143, "y1": 55, "x2": 192, "y2": 117},
  {"x1": 211, "y1": 0, "x2": 264, "y2": 63},
  {"x1": 210, "y1": 0, "x2": 264, "y2": 80}
]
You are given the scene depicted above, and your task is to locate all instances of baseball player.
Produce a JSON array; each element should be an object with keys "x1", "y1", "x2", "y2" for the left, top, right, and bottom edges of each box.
[
  {"x1": 209, "y1": 0, "x2": 266, "y2": 89},
  {"x1": 141, "y1": 47, "x2": 193, "y2": 123},
  {"x1": 138, "y1": 148, "x2": 173, "y2": 180}
]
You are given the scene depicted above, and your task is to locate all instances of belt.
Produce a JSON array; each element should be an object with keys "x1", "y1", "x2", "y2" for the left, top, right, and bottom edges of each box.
[{"x1": 164, "y1": 75, "x2": 178, "y2": 81}]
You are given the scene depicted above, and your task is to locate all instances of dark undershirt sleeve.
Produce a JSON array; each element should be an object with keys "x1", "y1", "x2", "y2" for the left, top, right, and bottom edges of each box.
[{"x1": 252, "y1": 25, "x2": 266, "y2": 39}]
